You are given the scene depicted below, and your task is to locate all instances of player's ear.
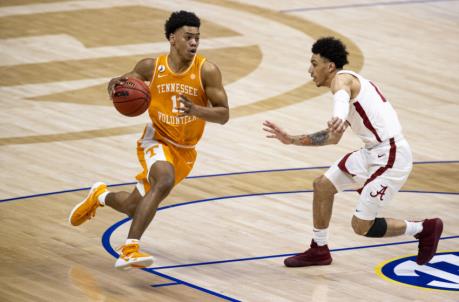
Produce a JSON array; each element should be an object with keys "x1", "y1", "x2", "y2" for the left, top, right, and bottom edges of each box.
[{"x1": 328, "y1": 61, "x2": 336, "y2": 72}]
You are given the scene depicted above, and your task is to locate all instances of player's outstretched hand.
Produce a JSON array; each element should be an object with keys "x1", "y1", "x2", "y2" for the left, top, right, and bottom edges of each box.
[
  {"x1": 263, "y1": 120, "x2": 293, "y2": 144},
  {"x1": 327, "y1": 117, "x2": 346, "y2": 134}
]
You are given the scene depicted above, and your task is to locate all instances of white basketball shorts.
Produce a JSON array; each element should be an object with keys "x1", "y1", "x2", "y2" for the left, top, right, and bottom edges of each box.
[{"x1": 324, "y1": 136, "x2": 413, "y2": 220}]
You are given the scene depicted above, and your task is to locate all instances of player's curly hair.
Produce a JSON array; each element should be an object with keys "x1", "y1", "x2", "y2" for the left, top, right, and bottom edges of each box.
[
  {"x1": 312, "y1": 37, "x2": 349, "y2": 69},
  {"x1": 164, "y1": 10, "x2": 201, "y2": 39}
]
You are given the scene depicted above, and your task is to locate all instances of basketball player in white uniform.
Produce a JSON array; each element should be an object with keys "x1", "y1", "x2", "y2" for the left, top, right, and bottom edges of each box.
[{"x1": 263, "y1": 37, "x2": 443, "y2": 267}]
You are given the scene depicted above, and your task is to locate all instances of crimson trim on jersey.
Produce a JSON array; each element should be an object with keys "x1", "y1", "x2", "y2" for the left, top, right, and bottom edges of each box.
[
  {"x1": 353, "y1": 101, "x2": 382, "y2": 143},
  {"x1": 338, "y1": 151, "x2": 356, "y2": 176},
  {"x1": 369, "y1": 81, "x2": 387, "y2": 102},
  {"x1": 357, "y1": 138, "x2": 396, "y2": 194}
]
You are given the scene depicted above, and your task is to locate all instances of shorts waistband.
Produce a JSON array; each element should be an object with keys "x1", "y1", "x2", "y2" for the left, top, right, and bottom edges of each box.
[
  {"x1": 161, "y1": 136, "x2": 196, "y2": 149},
  {"x1": 140, "y1": 123, "x2": 196, "y2": 149},
  {"x1": 366, "y1": 134, "x2": 405, "y2": 149}
]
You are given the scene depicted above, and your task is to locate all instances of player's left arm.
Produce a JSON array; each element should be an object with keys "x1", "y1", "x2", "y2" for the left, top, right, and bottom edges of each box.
[{"x1": 177, "y1": 61, "x2": 229, "y2": 124}]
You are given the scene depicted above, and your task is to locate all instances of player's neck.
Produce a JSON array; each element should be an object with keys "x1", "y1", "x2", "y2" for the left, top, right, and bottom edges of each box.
[
  {"x1": 324, "y1": 70, "x2": 338, "y2": 88},
  {"x1": 167, "y1": 51, "x2": 193, "y2": 74}
]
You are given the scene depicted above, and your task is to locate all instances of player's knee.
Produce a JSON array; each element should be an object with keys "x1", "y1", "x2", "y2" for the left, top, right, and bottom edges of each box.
[
  {"x1": 313, "y1": 175, "x2": 323, "y2": 190},
  {"x1": 313, "y1": 175, "x2": 336, "y2": 194},
  {"x1": 352, "y1": 216, "x2": 387, "y2": 237},
  {"x1": 351, "y1": 216, "x2": 374, "y2": 236},
  {"x1": 154, "y1": 176, "x2": 175, "y2": 195},
  {"x1": 365, "y1": 218, "x2": 387, "y2": 237}
]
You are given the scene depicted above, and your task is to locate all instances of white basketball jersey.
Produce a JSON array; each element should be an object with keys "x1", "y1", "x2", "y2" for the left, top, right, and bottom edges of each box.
[{"x1": 338, "y1": 70, "x2": 402, "y2": 147}]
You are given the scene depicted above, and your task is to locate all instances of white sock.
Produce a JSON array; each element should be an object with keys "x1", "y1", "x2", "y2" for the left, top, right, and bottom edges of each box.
[
  {"x1": 404, "y1": 220, "x2": 423, "y2": 236},
  {"x1": 125, "y1": 238, "x2": 139, "y2": 245},
  {"x1": 98, "y1": 191, "x2": 109, "y2": 206},
  {"x1": 313, "y1": 228, "x2": 328, "y2": 246}
]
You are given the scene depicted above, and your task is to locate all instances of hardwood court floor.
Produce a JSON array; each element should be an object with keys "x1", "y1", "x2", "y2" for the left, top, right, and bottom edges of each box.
[{"x1": 1, "y1": 0, "x2": 458, "y2": 301}]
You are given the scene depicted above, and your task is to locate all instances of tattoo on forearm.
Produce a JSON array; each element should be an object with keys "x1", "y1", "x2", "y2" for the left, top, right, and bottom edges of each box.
[
  {"x1": 307, "y1": 130, "x2": 330, "y2": 146},
  {"x1": 290, "y1": 130, "x2": 330, "y2": 146},
  {"x1": 291, "y1": 135, "x2": 309, "y2": 145}
]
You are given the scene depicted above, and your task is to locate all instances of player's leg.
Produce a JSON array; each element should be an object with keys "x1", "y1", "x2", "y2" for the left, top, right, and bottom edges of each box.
[
  {"x1": 104, "y1": 188, "x2": 142, "y2": 217},
  {"x1": 352, "y1": 214, "x2": 442, "y2": 265},
  {"x1": 128, "y1": 161, "x2": 175, "y2": 240},
  {"x1": 352, "y1": 188, "x2": 443, "y2": 265},
  {"x1": 283, "y1": 175, "x2": 340, "y2": 268},
  {"x1": 284, "y1": 151, "x2": 364, "y2": 267},
  {"x1": 284, "y1": 174, "x2": 343, "y2": 268},
  {"x1": 115, "y1": 145, "x2": 196, "y2": 270},
  {"x1": 114, "y1": 161, "x2": 175, "y2": 270},
  {"x1": 126, "y1": 146, "x2": 197, "y2": 239},
  {"x1": 351, "y1": 216, "x2": 406, "y2": 236},
  {"x1": 351, "y1": 139, "x2": 443, "y2": 265},
  {"x1": 312, "y1": 175, "x2": 337, "y2": 230}
]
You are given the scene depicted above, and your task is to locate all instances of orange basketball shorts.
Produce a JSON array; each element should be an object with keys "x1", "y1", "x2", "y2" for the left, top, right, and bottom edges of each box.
[{"x1": 134, "y1": 137, "x2": 196, "y2": 196}]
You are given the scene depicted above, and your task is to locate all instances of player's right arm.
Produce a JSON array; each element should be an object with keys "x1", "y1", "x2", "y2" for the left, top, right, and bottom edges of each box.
[
  {"x1": 327, "y1": 74, "x2": 352, "y2": 133},
  {"x1": 262, "y1": 120, "x2": 344, "y2": 146},
  {"x1": 107, "y1": 58, "x2": 155, "y2": 97}
]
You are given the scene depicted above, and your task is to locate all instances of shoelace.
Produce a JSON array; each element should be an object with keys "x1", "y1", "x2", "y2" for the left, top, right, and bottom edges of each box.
[
  {"x1": 116, "y1": 244, "x2": 139, "y2": 257},
  {"x1": 86, "y1": 198, "x2": 101, "y2": 219}
]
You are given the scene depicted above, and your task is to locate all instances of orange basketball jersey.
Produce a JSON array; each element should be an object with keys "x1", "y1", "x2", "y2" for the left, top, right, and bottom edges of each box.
[{"x1": 148, "y1": 54, "x2": 208, "y2": 147}]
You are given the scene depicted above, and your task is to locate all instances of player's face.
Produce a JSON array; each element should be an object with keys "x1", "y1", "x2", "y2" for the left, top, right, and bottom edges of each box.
[
  {"x1": 308, "y1": 54, "x2": 334, "y2": 87},
  {"x1": 170, "y1": 26, "x2": 200, "y2": 61}
]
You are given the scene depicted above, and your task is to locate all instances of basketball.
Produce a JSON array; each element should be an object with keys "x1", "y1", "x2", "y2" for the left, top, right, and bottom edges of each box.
[{"x1": 112, "y1": 78, "x2": 151, "y2": 117}]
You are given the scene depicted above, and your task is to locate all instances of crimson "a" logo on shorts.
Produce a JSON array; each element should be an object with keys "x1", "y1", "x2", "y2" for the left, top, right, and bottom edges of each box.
[{"x1": 370, "y1": 185, "x2": 388, "y2": 201}]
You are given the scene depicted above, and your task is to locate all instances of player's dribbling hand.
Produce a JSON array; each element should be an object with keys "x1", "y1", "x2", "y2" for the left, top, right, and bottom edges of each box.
[
  {"x1": 107, "y1": 76, "x2": 128, "y2": 98},
  {"x1": 263, "y1": 120, "x2": 293, "y2": 144},
  {"x1": 327, "y1": 117, "x2": 346, "y2": 134}
]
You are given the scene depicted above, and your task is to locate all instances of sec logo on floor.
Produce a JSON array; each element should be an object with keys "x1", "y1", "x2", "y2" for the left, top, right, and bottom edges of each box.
[{"x1": 376, "y1": 251, "x2": 459, "y2": 291}]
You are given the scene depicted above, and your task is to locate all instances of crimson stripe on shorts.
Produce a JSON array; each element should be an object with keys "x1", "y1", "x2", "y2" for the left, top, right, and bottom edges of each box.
[
  {"x1": 353, "y1": 101, "x2": 382, "y2": 143},
  {"x1": 357, "y1": 138, "x2": 396, "y2": 194},
  {"x1": 369, "y1": 81, "x2": 387, "y2": 102},
  {"x1": 338, "y1": 151, "x2": 355, "y2": 176}
]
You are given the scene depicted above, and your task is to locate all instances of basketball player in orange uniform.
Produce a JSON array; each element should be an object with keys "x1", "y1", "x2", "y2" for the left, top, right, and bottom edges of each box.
[{"x1": 68, "y1": 11, "x2": 229, "y2": 269}]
